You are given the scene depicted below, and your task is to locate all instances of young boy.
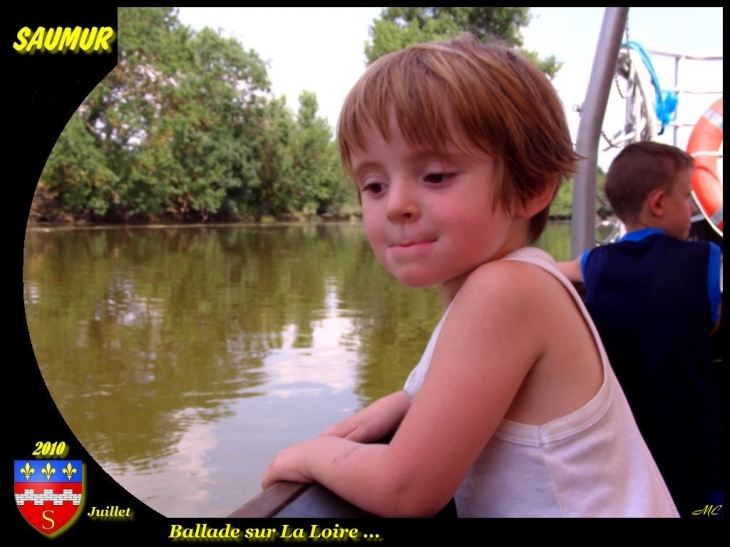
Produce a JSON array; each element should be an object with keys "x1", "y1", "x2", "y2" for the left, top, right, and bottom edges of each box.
[
  {"x1": 558, "y1": 141, "x2": 723, "y2": 517},
  {"x1": 262, "y1": 37, "x2": 678, "y2": 517}
]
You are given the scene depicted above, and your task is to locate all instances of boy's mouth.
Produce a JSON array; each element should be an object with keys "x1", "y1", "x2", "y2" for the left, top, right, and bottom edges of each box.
[{"x1": 390, "y1": 239, "x2": 436, "y2": 250}]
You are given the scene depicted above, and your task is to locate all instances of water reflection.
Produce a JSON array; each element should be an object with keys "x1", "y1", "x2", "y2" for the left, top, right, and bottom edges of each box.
[{"x1": 24, "y1": 222, "x2": 573, "y2": 516}]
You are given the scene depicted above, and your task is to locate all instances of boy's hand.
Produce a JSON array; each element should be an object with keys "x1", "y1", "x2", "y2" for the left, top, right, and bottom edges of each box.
[
  {"x1": 319, "y1": 390, "x2": 411, "y2": 443},
  {"x1": 262, "y1": 392, "x2": 410, "y2": 492},
  {"x1": 320, "y1": 412, "x2": 388, "y2": 443},
  {"x1": 262, "y1": 440, "x2": 315, "y2": 490}
]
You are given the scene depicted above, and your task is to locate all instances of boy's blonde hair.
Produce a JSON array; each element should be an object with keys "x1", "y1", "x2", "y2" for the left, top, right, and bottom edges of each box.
[
  {"x1": 604, "y1": 141, "x2": 695, "y2": 224},
  {"x1": 337, "y1": 35, "x2": 579, "y2": 242}
]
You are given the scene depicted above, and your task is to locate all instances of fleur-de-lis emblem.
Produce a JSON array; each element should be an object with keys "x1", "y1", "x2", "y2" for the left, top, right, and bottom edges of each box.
[
  {"x1": 41, "y1": 462, "x2": 56, "y2": 480},
  {"x1": 62, "y1": 462, "x2": 77, "y2": 480},
  {"x1": 20, "y1": 462, "x2": 35, "y2": 480}
]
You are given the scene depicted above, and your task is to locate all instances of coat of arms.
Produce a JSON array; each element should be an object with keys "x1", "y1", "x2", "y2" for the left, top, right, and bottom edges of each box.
[{"x1": 15, "y1": 460, "x2": 84, "y2": 537}]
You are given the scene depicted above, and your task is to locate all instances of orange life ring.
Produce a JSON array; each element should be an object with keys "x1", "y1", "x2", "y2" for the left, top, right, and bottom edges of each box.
[{"x1": 686, "y1": 98, "x2": 723, "y2": 235}]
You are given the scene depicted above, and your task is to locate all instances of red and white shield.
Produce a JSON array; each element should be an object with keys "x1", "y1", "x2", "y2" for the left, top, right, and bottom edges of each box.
[{"x1": 15, "y1": 460, "x2": 84, "y2": 537}]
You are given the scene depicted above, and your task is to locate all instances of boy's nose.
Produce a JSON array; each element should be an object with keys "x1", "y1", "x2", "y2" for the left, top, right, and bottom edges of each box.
[{"x1": 386, "y1": 180, "x2": 420, "y2": 222}]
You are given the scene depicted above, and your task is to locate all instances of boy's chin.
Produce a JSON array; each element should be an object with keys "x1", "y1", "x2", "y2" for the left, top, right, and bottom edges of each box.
[
  {"x1": 393, "y1": 276, "x2": 434, "y2": 290},
  {"x1": 386, "y1": 270, "x2": 437, "y2": 290}
]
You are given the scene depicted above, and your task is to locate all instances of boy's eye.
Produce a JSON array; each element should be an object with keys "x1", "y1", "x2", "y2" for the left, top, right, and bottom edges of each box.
[
  {"x1": 424, "y1": 173, "x2": 450, "y2": 184},
  {"x1": 362, "y1": 182, "x2": 386, "y2": 195}
]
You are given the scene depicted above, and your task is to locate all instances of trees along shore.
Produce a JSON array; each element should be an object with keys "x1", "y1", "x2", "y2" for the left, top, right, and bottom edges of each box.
[{"x1": 33, "y1": 8, "x2": 610, "y2": 227}]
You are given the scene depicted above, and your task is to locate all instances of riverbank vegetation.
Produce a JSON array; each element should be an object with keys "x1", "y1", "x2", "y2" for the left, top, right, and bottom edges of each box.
[{"x1": 32, "y1": 8, "x2": 610, "y2": 227}]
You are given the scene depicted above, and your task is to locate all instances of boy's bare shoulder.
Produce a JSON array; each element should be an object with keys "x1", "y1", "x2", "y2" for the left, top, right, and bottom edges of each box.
[
  {"x1": 467, "y1": 257, "x2": 584, "y2": 321},
  {"x1": 462, "y1": 258, "x2": 563, "y2": 304},
  {"x1": 450, "y1": 257, "x2": 570, "y2": 341}
]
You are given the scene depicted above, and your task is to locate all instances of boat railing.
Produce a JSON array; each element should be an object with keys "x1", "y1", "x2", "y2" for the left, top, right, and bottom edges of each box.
[
  {"x1": 228, "y1": 481, "x2": 380, "y2": 518},
  {"x1": 643, "y1": 47, "x2": 723, "y2": 150}
]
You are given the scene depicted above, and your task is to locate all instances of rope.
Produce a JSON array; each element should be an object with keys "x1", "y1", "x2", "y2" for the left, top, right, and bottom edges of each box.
[{"x1": 622, "y1": 41, "x2": 678, "y2": 135}]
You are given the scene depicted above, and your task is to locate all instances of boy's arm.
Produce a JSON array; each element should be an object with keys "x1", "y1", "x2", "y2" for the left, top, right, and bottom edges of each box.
[
  {"x1": 263, "y1": 261, "x2": 553, "y2": 516},
  {"x1": 555, "y1": 256, "x2": 584, "y2": 283},
  {"x1": 319, "y1": 390, "x2": 411, "y2": 443}
]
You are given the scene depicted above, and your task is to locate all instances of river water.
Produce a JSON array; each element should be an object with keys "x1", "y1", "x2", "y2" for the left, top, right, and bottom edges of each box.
[{"x1": 23, "y1": 221, "x2": 577, "y2": 517}]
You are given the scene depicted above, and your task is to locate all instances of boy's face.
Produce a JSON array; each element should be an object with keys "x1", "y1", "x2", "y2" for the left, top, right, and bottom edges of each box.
[
  {"x1": 661, "y1": 168, "x2": 697, "y2": 240},
  {"x1": 349, "y1": 108, "x2": 529, "y2": 303}
]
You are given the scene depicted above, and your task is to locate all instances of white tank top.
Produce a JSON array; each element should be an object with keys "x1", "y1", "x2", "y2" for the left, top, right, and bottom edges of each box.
[{"x1": 403, "y1": 247, "x2": 679, "y2": 517}]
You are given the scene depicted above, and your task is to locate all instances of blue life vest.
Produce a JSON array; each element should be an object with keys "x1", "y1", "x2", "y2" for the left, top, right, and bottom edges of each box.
[{"x1": 581, "y1": 228, "x2": 723, "y2": 516}]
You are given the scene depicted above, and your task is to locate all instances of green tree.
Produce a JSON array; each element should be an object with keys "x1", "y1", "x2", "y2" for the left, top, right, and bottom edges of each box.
[
  {"x1": 244, "y1": 95, "x2": 296, "y2": 220},
  {"x1": 41, "y1": 116, "x2": 120, "y2": 216},
  {"x1": 147, "y1": 25, "x2": 270, "y2": 220},
  {"x1": 365, "y1": 8, "x2": 560, "y2": 79},
  {"x1": 42, "y1": 8, "x2": 187, "y2": 218},
  {"x1": 549, "y1": 166, "x2": 610, "y2": 220},
  {"x1": 551, "y1": 179, "x2": 573, "y2": 220},
  {"x1": 42, "y1": 8, "x2": 273, "y2": 221},
  {"x1": 290, "y1": 91, "x2": 350, "y2": 216},
  {"x1": 40, "y1": 8, "x2": 354, "y2": 223},
  {"x1": 43, "y1": 8, "x2": 193, "y2": 219}
]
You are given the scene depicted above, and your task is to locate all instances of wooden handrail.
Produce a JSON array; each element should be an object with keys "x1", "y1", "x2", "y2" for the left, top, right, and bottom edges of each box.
[{"x1": 228, "y1": 481, "x2": 311, "y2": 518}]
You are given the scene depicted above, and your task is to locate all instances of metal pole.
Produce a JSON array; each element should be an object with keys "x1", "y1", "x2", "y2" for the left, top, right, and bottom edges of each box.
[{"x1": 570, "y1": 7, "x2": 629, "y2": 258}]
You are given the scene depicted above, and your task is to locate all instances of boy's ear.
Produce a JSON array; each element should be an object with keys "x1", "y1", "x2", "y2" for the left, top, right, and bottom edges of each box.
[
  {"x1": 646, "y1": 189, "x2": 665, "y2": 218},
  {"x1": 515, "y1": 177, "x2": 559, "y2": 218}
]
